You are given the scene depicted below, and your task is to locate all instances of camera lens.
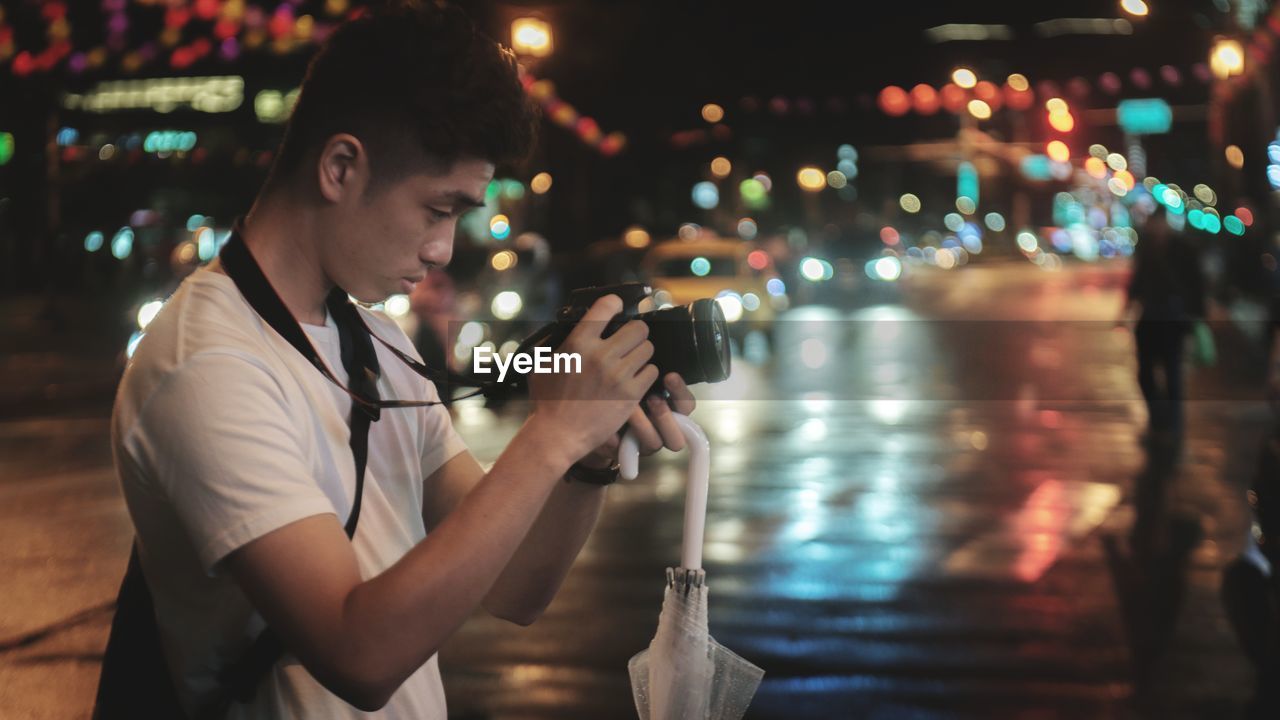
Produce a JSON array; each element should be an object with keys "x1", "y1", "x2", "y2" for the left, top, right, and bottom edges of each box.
[
  {"x1": 638, "y1": 299, "x2": 731, "y2": 385},
  {"x1": 690, "y1": 298, "x2": 731, "y2": 383}
]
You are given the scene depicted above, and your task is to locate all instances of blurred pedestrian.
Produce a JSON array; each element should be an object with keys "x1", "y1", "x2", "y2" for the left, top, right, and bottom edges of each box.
[
  {"x1": 409, "y1": 266, "x2": 456, "y2": 377},
  {"x1": 1118, "y1": 210, "x2": 1206, "y2": 440},
  {"x1": 96, "y1": 3, "x2": 695, "y2": 719}
]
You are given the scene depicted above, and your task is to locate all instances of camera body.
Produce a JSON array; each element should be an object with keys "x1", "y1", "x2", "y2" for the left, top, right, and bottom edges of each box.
[{"x1": 537, "y1": 282, "x2": 732, "y2": 386}]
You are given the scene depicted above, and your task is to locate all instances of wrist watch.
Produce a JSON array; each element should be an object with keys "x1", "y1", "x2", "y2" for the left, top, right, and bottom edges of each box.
[{"x1": 564, "y1": 460, "x2": 621, "y2": 486}]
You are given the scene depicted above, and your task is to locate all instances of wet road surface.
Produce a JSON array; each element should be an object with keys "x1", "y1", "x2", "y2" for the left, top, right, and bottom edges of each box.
[{"x1": 0, "y1": 261, "x2": 1270, "y2": 718}]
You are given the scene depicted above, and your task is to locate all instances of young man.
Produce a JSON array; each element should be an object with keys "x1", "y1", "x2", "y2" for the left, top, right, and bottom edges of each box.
[{"x1": 109, "y1": 3, "x2": 694, "y2": 717}]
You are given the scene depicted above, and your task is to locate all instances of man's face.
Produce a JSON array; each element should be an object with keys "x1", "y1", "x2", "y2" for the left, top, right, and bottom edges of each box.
[{"x1": 323, "y1": 156, "x2": 494, "y2": 303}]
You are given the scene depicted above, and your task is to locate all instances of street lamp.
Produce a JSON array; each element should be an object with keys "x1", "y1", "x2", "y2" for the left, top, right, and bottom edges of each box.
[
  {"x1": 1210, "y1": 37, "x2": 1244, "y2": 80},
  {"x1": 511, "y1": 17, "x2": 553, "y2": 58}
]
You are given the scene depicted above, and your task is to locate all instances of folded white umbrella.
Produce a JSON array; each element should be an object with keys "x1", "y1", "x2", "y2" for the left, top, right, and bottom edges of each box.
[{"x1": 621, "y1": 414, "x2": 764, "y2": 720}]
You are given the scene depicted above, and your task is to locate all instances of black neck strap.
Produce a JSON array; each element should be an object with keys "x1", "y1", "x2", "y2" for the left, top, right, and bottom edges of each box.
[
  {"x1": 219, "y1": 223, "x2": 391, "y2": 417},
  {"x1": 213, "y1": 221, "x2": 381, "y2": 706},
  {"x1": 219, "y1": 221, "x2": 485, "y2": 409}
]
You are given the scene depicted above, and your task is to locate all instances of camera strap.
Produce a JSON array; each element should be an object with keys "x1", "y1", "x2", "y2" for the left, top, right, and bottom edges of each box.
[{"x1": 213, "y1": 225, "x2": 381, "y2": 708}]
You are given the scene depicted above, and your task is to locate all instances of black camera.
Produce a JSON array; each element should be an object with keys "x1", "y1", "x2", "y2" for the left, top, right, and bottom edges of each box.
[{"x1": 510, "y1": 282, "x2": 731, "y2": 388}]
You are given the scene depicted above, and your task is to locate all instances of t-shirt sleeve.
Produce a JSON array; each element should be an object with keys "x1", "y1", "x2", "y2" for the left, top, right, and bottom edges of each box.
[
  {"x1": 124, "y1": 352, "x2": 338, "y2": 575},
  {"x1": 418, "y1": 385, "x2": 469, "y2": 480}
]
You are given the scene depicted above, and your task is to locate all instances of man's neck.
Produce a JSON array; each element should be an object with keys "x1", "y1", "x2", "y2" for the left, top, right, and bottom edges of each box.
[{"x1": 239, "y1": 194, "x2": 332, "y2": 326}]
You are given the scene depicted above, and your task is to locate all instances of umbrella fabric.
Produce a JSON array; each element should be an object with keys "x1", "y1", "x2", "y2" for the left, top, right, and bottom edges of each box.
[{"x1": 630, "y1": 568, "x2": 764, "y2": 720}]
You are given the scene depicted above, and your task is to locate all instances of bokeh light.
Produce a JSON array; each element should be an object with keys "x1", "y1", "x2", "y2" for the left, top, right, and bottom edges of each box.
[
  {"x1": 491, "y1": 250, "x2": 517, "y2": 271},
  {"x1": 491, "y1": 291, "x2": 523, "y2": 320},
  {"x1": 800, "y1": 257, "x2": 827, "y2": 282},
  {"x1": 692, "y1": 181, "x2": 720, "y2": 209},
  {"x1": 1225, "y1": 145, "x2": 1245, "y2": 169},
  {"x1": 910, "y1": 84, "x2": 940, "y2": 114},
  {"x1": 878, "y1": 86, "x2": 910, "y2": 116},
  {"x1": 624, "y1": 226, "x2": 651, "y2": 249},
  {"x1": 874, "y1": 256, "x2": 902, "y2": 281},
  {"x1": 740, "y1": 178, "x2": 768, "y2": 209},
  {"x1": 1121, "y1": 0, "x2": 1149, "y2": 17},
  {"x1": 489, "y1": 214, "x2": 510, "y2": 240},
  {"x1": 111, "y1": 227, "x2": 134, "y2": 260},
  {"x1": 952, "y1": 68, "x2": 977, "y2": 88},
  {"x1": 1048, "y1": 110, "x2": 1075, "y2": 132},
  {"x1": 797, "y1": 167, "x2": 826, "y2": 191},
  {"x1": 1193, "y1": 183, "x2": 1217, "y2": 205},
  {"x1": 1017, "y1": 231, "x2": 1039, "y2": 253},
  {"x1": 967, "y1": 99, "x2": 992, "y2": 119}
]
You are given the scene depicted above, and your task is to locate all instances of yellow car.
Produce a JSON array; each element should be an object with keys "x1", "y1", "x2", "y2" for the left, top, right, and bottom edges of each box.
[{"x1": 641, "y1": 237, "x2": 785, "y2": 338}]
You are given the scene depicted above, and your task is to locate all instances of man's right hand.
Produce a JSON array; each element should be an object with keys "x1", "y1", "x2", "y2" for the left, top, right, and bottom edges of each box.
[{"x1": 526, "y1": 294, "x2": 658, "y2": 461}]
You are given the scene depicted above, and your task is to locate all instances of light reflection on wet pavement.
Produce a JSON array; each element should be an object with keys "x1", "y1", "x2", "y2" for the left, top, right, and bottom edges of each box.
[{"x1": 443, "y1": 263, "x2": 1266, "y2": 719}]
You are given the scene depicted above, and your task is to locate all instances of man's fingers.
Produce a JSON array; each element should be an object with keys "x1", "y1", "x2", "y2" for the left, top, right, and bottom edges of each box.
[
  {"x1": 646, "y1": 393, "x2": 686, "y2": 452},
  {"x1": 606, "y1": 320, "x2": 650, "y2": 359},
  {"x1": 663, "y1": 373, "x2": 696, "y2": 416},
  {"x1": 579, "y1": 294, "x2": 623, "y2": 323},
  {"x1": 627, "y1": 405, "x2": 664, "y2": 455},
  {"x1": 620, "y1": 338, "x2": 655, "y2": 375},
  {"x1": 566, "y1": 294, "x2": 624, "y2": 343}
]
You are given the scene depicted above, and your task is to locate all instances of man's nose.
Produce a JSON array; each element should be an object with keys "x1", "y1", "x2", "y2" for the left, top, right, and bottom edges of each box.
[{"x1": 422, "y1": 234, "x2": 453, "y2": 268}]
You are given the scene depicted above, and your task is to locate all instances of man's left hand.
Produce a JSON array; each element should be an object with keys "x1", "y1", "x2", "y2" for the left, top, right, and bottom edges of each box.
[{"x1": 576, "y1": 372, "x2": 697, "y2": 469}]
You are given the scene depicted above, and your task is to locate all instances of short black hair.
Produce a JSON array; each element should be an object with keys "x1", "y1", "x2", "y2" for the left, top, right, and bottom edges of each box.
[{"x1": 268, "y1": 1, "x2": 538, "y2": 189}]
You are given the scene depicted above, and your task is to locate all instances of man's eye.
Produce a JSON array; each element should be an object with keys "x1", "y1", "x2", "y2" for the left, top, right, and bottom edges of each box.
[{"x1": 428, "y1": 208, "x2": 451, "y2": 221}]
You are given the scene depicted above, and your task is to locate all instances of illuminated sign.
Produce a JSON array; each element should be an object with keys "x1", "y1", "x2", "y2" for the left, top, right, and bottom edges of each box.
[
  {"x1": 254, "y1": 88, "x2": 300, "y2": 124},
  {"x1": 62, "y1": 77, "x2": 244, "y2": 114}
]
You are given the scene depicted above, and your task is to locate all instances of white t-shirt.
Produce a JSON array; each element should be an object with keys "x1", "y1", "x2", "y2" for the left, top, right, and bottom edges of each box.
[{"x1": 112, "y1": 267, "x2": 468, "y2": 719}]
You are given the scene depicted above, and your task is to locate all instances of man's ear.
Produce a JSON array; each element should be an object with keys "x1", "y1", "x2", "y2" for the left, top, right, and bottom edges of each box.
[{"x1": 316, "y1": 134, "x2": 366, "y2": 204}]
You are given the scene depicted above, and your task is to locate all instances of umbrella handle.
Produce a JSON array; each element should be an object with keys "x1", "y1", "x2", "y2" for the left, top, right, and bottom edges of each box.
[{"x1": 618, "y1": 413, "x2": 711, "y2": 571}]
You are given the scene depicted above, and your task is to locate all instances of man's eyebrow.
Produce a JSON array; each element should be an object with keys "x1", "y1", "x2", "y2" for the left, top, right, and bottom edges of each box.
[{"x1": 441, "y1": 191, "x2": 485, "y2": 209}]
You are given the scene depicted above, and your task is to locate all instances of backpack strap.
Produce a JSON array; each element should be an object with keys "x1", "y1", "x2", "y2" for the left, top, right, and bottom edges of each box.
[{"x1": 92, "y1": 545, "x2": 187, "y2": 719}]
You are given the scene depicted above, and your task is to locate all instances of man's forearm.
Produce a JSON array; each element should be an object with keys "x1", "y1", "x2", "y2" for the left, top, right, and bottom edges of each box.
[
  {"x1": 333, "y1": 418, "x2": 581, "y2": 704},
  {"x1": 482, "y1": 474, "x2": 608, "y2": 624}
]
